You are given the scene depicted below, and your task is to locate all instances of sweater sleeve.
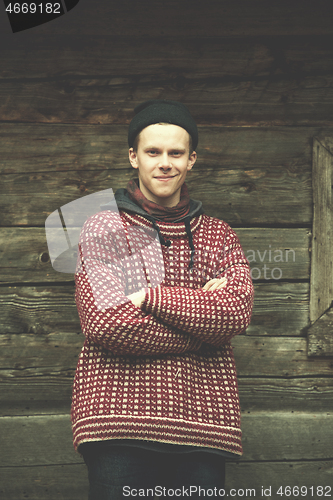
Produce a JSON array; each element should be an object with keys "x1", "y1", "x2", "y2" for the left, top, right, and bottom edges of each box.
[
  {"x1": 141, "y1": 228, "x2": 254, "y2": 348},
  {"x1": 74, "y1": 213, "x2": 202, "y2": 356}
]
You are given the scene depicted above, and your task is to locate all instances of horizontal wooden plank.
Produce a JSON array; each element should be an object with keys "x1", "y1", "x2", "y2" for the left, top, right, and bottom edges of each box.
[
  {"x1": 0, "y1": 124, "x2": 314, "y2": 225},
  {"x1": 0, "y1": 329, "x2": 316, "y2": 381},
  {"x1": 240, "y1": 413, "x2": 333, "y2": 461},
  {"x1": 1, "y1": 375, "x2": 331, "y2": 417},
  {"x1": 0, "y1": 331, "x2": 83, "y2": 372},
  {"x1": 0, "y1": 229, "x2": 311, "y2": 283},
  {"x1": 0, "y1": 464, "x2": 88, "y2": 500},
  {"x1": 247, "y1": 283, "x2": 309, "y2": 336},
  {"x1": 0, "y1": 166, "x2": 313, "y2": 226},
  {"x1": 0, "y1": 286, "x2": 79, "y2": 334},
  {"x1": 0, "y1": 414, "x2": 79, "y2": 467},
  {"x1": 238, "y1": 377, "x2": 333, "y2": 413},
  {"x1": 189, "y1": 171, "x2": 312, "y2": 226},
  {"x1": 1, "y1": 36, "x2": 275, "y2": 80},
  {"x1": 239, "y1": 231, "x2": 310, "y2": 285},
  {"x1": 0, "y1": 461, "x2": 332, "y2": 500},
  {"x1": 1, "y1": 76, "x2": 333, "y2": 127},
  {"x1": 3, "y1": 323, "x2": 333, "y2": 416},
  {"x1": 2, "y1": 35, "x2": 333, "y2": 81},
  {"x1": 0, "y1": 125, "x2": 313, "y2": 175},
  {"x1": 1, "y1": 412, "x2": 332, "y2": 467},
  {"x1": 0, "y1": 229, "x2": 59, "y2": 282},
  {"x1": 0, "y1": 374, "x2": 74, "y2": 416},
  {"x1": 0, "y1": 123, "x2": 130, "y2": 175},
  {"x1": 231, "y1": 336, "x2": 333, "y2": 377},
  {"x1": 1, "y1": 0, "x2": 333, "y2": 37},
  {"x1": 0, "y1": 293, "x2": 321, "y2": 395},
  {"x1": 0, "y1": 282, "x2": 310, "y2": 337},
  {"x1": 0, "y1": 333, "x2": 332, "y2": 386}
]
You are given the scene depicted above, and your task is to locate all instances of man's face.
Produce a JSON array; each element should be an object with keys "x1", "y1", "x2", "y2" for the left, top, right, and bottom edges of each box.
[{"x1": 129, "y1": 123, "x2": 197, "y2": 207}]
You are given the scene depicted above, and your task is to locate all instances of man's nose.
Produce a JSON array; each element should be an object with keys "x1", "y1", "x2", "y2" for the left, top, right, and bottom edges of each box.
[{"x1": 158, "y1": 153, "x2": 171, "y2": 168}]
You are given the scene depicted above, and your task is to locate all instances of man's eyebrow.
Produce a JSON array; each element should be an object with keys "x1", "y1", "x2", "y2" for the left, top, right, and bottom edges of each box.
[
  {"x1": 144, "y1": 146, "x2": 186, "y2": 152},
  {"x1": 169, "y1": 147, "x2": 187, "y2": 153}
]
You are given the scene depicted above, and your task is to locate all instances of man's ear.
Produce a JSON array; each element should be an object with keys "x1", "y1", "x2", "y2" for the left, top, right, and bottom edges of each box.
[
  {"x1": 129, "y1": 148, "x2": 138, "y2": 169},
  {"x1": 187, "y1": 151, "x2": 197, "y2": 171}
]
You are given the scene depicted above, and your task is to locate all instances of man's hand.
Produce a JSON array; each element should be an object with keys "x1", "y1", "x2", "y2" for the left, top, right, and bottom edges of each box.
[
  {"x1": 202, "y1": 277, "x2": 228, "y2": 291},
  {"x1": 127, "y1": 277, "x2": 227, "y2": 308},
  {"x1": 127, "y1": 288, "x2": 147, "y2": 308}
]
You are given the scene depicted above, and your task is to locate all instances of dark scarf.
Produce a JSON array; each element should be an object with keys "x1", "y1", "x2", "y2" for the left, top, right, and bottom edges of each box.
[{"x1": 126, "y1": 179, "x2": 190, "y2": 222}]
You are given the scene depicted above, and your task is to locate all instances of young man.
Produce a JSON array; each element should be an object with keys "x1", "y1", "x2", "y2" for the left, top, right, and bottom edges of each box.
[{"x1": 71, "y1": 100, "x2": 254, "y2": 499}]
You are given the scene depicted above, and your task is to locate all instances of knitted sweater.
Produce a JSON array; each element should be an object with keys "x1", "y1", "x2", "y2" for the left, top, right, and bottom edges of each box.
[{"x1": 71, "y1": 205, "x2": 254, "y2": 455}]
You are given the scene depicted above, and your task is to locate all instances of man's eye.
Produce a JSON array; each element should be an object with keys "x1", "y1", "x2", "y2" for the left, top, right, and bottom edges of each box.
[
  {"x1": 148, "y1": 150, "x2": 158, "y2": 155},
  {"x1": 172, "y1": 151, "x2": 181, "y2": 156}
]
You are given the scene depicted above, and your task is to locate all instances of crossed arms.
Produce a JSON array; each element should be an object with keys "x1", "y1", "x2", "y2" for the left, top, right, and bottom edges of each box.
[{"x1": 75, "y1": 213, "x2": 254, "y2": 356}]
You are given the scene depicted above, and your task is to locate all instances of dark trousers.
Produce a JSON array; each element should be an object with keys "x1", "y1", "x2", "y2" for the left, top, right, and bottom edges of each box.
[{"x1": 82, "y1": 445, "x2": 226, "y2": 499}]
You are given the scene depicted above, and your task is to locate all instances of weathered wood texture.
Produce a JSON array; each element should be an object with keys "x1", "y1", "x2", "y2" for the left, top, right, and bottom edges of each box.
[
  {"x1": 0, "y1": 464, "x2": 88, "y2": 500},
  {"x1": 2, "y1": 374, "x2": 332, "y2": 417},
  {"x1": 246, "y1": 283, "x2": 309, "y2": 336},
  {"x1": 0, "y1": 283, "x2": 310, "y2": 337},
  {"x1": 231, "y1": 336, "x2": 333, "y2": 378},
  {"x1": 1, "y1": 412, "x2": 332, "y2": 466},
  {"x1": 308, "y1": 138, "x2": 333, "y2": 357},
  {"x1": 2, "y1": 334, "x2": 331, "y2": 382},
  {"x1": 1, "y1": 35, "x2": 333, "y2": 80},
  {"x1": 0, "y1": 125, "x2": 314, "y2": 175},
  {"x1": 310, "y1": 138, "x2": 333, "y2": 323},
  {"x1": 1, "y1": 34, "x2": 333, "y2": 129},
  {"x1": 2, "y1": 77, "x2": 333, "y2": 127},
  {"x1": 0, "y1": 125, "x2": 315, "y2": 226},
  {"x1": 0, "y1": 228, "x2": 310, "y2": 283},
  {"x1": 0, "y1": 165, "x2": 312, "y2": 227},
  {"x1": 238, "y1": 377, "x2": 333, "y2": 413},
  {"x1": 1, "y1": 2, "x2": 333, "y2": 498},
  {"x1": 1, "y1": 1, "x2": 333, "y2": 37},
  {"x1": 1, "y1": 335, "x2": 332, "y2": 416}
]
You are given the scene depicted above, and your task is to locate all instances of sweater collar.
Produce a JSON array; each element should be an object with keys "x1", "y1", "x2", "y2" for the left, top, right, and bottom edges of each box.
[
  {"x1": 126, "y1": 178, "x2": 190, "y2": 222},
  {"x1": 104, "y1": 183, "x2": 204, "y2": 223},
  {"x1": 100, "y1": 181, "x2": 205, "y2": 270}
]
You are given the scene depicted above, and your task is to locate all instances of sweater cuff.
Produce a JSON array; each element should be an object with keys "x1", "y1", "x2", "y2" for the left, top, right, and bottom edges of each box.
[{"x1": 142, "y1": 285, "x2": 161, "y2": 316}]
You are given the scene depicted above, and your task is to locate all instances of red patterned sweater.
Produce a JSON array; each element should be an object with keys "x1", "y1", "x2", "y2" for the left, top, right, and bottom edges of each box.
[{"x1": 71, "y1": 209, "x2": 254, "y2": 455}]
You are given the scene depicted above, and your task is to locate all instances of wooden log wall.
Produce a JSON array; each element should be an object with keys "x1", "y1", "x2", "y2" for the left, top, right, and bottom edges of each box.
[{"x1": 1, "y1": 1, "x2": 333, "y2": 498}]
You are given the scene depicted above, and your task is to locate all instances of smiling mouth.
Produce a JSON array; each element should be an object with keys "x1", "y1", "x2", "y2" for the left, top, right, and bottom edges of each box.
[{"x1": 155, "y1": 175, "x2": 176, "y2": 179}]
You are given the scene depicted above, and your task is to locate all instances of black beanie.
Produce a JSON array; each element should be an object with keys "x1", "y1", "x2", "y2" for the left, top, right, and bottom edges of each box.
[{"x1": 128, "y1": 99, "x2": 198, "y2": 150}]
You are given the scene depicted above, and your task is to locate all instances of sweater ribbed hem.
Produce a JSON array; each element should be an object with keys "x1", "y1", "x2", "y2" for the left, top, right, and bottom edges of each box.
[{"x1": 72, "y1": 414, "x2": 242, "y2": 456}]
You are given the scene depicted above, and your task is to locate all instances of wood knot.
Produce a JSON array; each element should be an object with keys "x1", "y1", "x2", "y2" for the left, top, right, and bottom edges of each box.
[
  {"x1": 40, "y1": 252, "x2": 50, "y2": 263},
  {"x1": 242, "y1": 182, "x2": 256, "y2": 193}
]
